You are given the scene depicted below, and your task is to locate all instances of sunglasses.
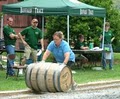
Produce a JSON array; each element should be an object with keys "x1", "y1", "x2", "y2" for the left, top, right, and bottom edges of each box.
[
  {"x1": 33, "y1": 21, "x2": 38, "y2": 23},
  {"x1": 9, "y1": 21, "x2": 13, "y2": 22}
]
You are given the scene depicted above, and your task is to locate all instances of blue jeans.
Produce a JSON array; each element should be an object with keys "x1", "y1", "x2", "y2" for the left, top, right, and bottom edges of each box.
[
  {"x1": 67, "y1": 61, "x2": 74, "y2": 68},
  {"x1": 101, "y1": 44, "x2": 114, "y2": 69},
  {"x1": 6, "y1": 45, "x2": 15, "y2": 75}
]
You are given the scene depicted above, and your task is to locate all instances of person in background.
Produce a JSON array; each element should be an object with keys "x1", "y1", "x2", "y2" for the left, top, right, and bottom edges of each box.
[
  {"x1": 3, "y1": 17, "x2": 19, "y2": 76},
  {"x1": 74, "y1": 34, "x2": 89, "y2": 64},
  {"x1": 18, "y1": 18, "x2": 44, "y2": 66},
  {"x1": 99, "y1": 22, "x2": 115, "y2": 70},
  {"x1": 41, "y1": 31, "x2": 77, "y2": 90},
  {"x1": 74, "y1": 34, "x2": 89, "y2": 50}
]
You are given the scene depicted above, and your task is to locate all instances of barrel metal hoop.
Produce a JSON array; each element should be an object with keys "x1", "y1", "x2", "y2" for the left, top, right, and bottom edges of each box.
[{"x1": 44, "y1": 63, "x2": 52, "y2": 92}]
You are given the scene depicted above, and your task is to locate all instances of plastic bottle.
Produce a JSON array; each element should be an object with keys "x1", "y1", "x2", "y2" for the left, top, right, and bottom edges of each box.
[{"x1": 89, "y1": 37, "x2": 94, "y2": 49}]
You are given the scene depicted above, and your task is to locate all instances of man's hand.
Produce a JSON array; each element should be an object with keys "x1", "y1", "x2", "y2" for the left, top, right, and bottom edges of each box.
[
  {"x1": 14, "y1": 35, "x2": 19, "y2": 39},
  {"x1": 10, "y1": 34, "x2": 19, "y2": 39},
  {"x1": 41, "y1": 47, "x2": 44, "y2": 52},
  {"x1": 111, "y1": 37, "x2": 115, "y2": 42}
]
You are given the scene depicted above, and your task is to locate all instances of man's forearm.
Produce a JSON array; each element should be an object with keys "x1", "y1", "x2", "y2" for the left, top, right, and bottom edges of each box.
[
  {"x1": 40, "y1": 39, "x2": 44, "y2": 49},
  {"x1": 63, "y1": 53, "x2": 70, "y2": 65},
  {"x1": 10, "y1": 33, "x2": 18, "y2": 39},
  {"x1": 18, "y1": 33, "x2": 25, "y2": 43}
]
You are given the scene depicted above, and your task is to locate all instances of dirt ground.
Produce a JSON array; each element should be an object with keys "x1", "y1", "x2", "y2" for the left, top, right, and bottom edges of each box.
[{"x1": 0, "y1": 80, "x2": 120, "y2": 99}]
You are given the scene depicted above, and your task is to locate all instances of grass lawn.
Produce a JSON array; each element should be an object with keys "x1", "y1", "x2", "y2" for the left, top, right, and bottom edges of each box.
[
  {"x1": 0, "y1": 53, "x2": 120, "y2": 91},
  {"x1": 73, "y1": 53, "x2": 120, "y2": 84}
]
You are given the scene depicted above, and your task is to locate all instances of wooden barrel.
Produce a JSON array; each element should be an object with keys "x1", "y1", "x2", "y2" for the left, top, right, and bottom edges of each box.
[{"x1": 25, "y1": 62, "x2": 72, "y2": 92}]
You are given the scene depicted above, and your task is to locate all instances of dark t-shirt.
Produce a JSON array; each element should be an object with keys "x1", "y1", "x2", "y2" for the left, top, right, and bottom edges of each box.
[
  {"x1": 74, "y1": 41, "x2": 84, "y2": 49},
  {"x1": 100, "y1": 30, "x2": 114, "y2": 44},
  {"x1": 20, "y1": 26, "x2": 43, "y2": 50},
  {"x1": 3, "y1": 25, "x2": 16, "y2": 46}
]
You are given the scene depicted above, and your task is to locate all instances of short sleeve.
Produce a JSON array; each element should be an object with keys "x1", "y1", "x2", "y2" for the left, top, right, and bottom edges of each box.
[{"x1": 47, "y1": 41, "x2": 54, "y2": 52}]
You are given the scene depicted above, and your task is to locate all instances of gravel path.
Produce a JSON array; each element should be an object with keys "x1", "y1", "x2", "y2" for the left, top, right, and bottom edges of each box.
[{"x1": 0, "y1": 80, "x2": 120, "y2": 99}]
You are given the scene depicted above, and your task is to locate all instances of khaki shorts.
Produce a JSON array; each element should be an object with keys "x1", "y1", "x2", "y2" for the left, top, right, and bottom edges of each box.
[{"x1": 24, "y1": 46, "x2": 37, "y2": 62}]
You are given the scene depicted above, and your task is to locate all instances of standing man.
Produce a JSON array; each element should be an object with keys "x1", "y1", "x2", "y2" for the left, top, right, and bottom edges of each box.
[
  {"x1": 18, "y1": 18, "x2": 44, "y2": 66},
  {"x1": 3, "y1": 17, "x2": 19, "y2": 76},
  {"x1": 99, "y1": 22, "x2": 115, "y2": 70}
]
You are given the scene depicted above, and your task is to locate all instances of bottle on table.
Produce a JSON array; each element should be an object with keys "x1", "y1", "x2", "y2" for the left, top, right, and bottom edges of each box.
[{"x1": 89, "y1": 37, "x2": 94, "y2": 49}]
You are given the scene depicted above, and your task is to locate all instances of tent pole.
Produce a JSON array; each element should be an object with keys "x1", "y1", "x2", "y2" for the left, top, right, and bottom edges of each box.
[
  {"x1": 102, "y1": 17, "x2": 106, "y2": 49},
  {"x1": 0, "y1": 15, "x2": 3, "y2": 39},
  {"x1": 42, "y1": 16, "x2": 44, "y2": 37},
  {"x1": 67, "y1": 15, "x2": 69, "y2": 44}
]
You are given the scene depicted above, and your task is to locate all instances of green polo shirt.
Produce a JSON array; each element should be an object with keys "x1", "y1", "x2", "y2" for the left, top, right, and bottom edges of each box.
[
  {"x1": 20, "y1": 26, "x2": 43, "y2": 50},
  {"x1": 101, "y1": 30, "x2": 114, "y2": 44},
  {"x1": 74, "y1": 41, "x2": 84, "y2": 49},
  {"x1": 3, "y1": 25, "x2": 16, "y2": 46}
]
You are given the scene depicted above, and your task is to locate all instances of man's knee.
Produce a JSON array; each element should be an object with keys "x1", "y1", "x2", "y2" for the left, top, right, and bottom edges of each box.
[{"x1": 20, "y1": 57, "x2": 27, "y2": 65}]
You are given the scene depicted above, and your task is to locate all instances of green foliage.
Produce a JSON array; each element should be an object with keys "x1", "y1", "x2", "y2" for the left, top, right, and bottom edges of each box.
[
  {"x1": 45, "y1": 16, "x2": 67, "y2": 41},
  {"x1": 113, "y1": 0, "x2": 120, "y2": 9},
  {"x1": 45, "y1": 0, "x2": 120, "y2": 50}
]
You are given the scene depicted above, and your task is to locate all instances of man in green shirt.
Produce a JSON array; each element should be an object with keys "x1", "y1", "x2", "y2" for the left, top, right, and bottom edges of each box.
[
  {"x1": 99, "y1": 22, "x2": 115, "y2": 70},
  {"x1": 3, "y1": 17, "x2": 19, "y2": 76},
  {"x1": 18, "y1": 18, "x2": 44, "y2": 65}
]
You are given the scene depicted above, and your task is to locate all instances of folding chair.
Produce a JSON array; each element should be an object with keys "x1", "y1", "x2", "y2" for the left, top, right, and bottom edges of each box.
[{"x1": 6, "y1": 54, "x2": 26, "y2": 79}]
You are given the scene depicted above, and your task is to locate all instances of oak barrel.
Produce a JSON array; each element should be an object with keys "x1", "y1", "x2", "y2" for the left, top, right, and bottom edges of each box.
[{"x1": 25, "y1": 62, "x2": 72, "y2": 92}]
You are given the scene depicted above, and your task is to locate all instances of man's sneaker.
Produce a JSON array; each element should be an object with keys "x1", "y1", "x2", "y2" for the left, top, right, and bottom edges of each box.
[
  {"x1": 8, "y1": 73, "x2": 16, "y2": 77},
  {"x1": 109, "y1": 68, "x2": 114, "y2": 70},
  {"x1": 19, "y1": 69, "x2": 23, "y2": 75},
  {"x1": 72, "y1": 70, "x2": 76, "y2": 74},
  {"x1": 102, "y1": 67, "x2": 106, "y2": 70}
]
